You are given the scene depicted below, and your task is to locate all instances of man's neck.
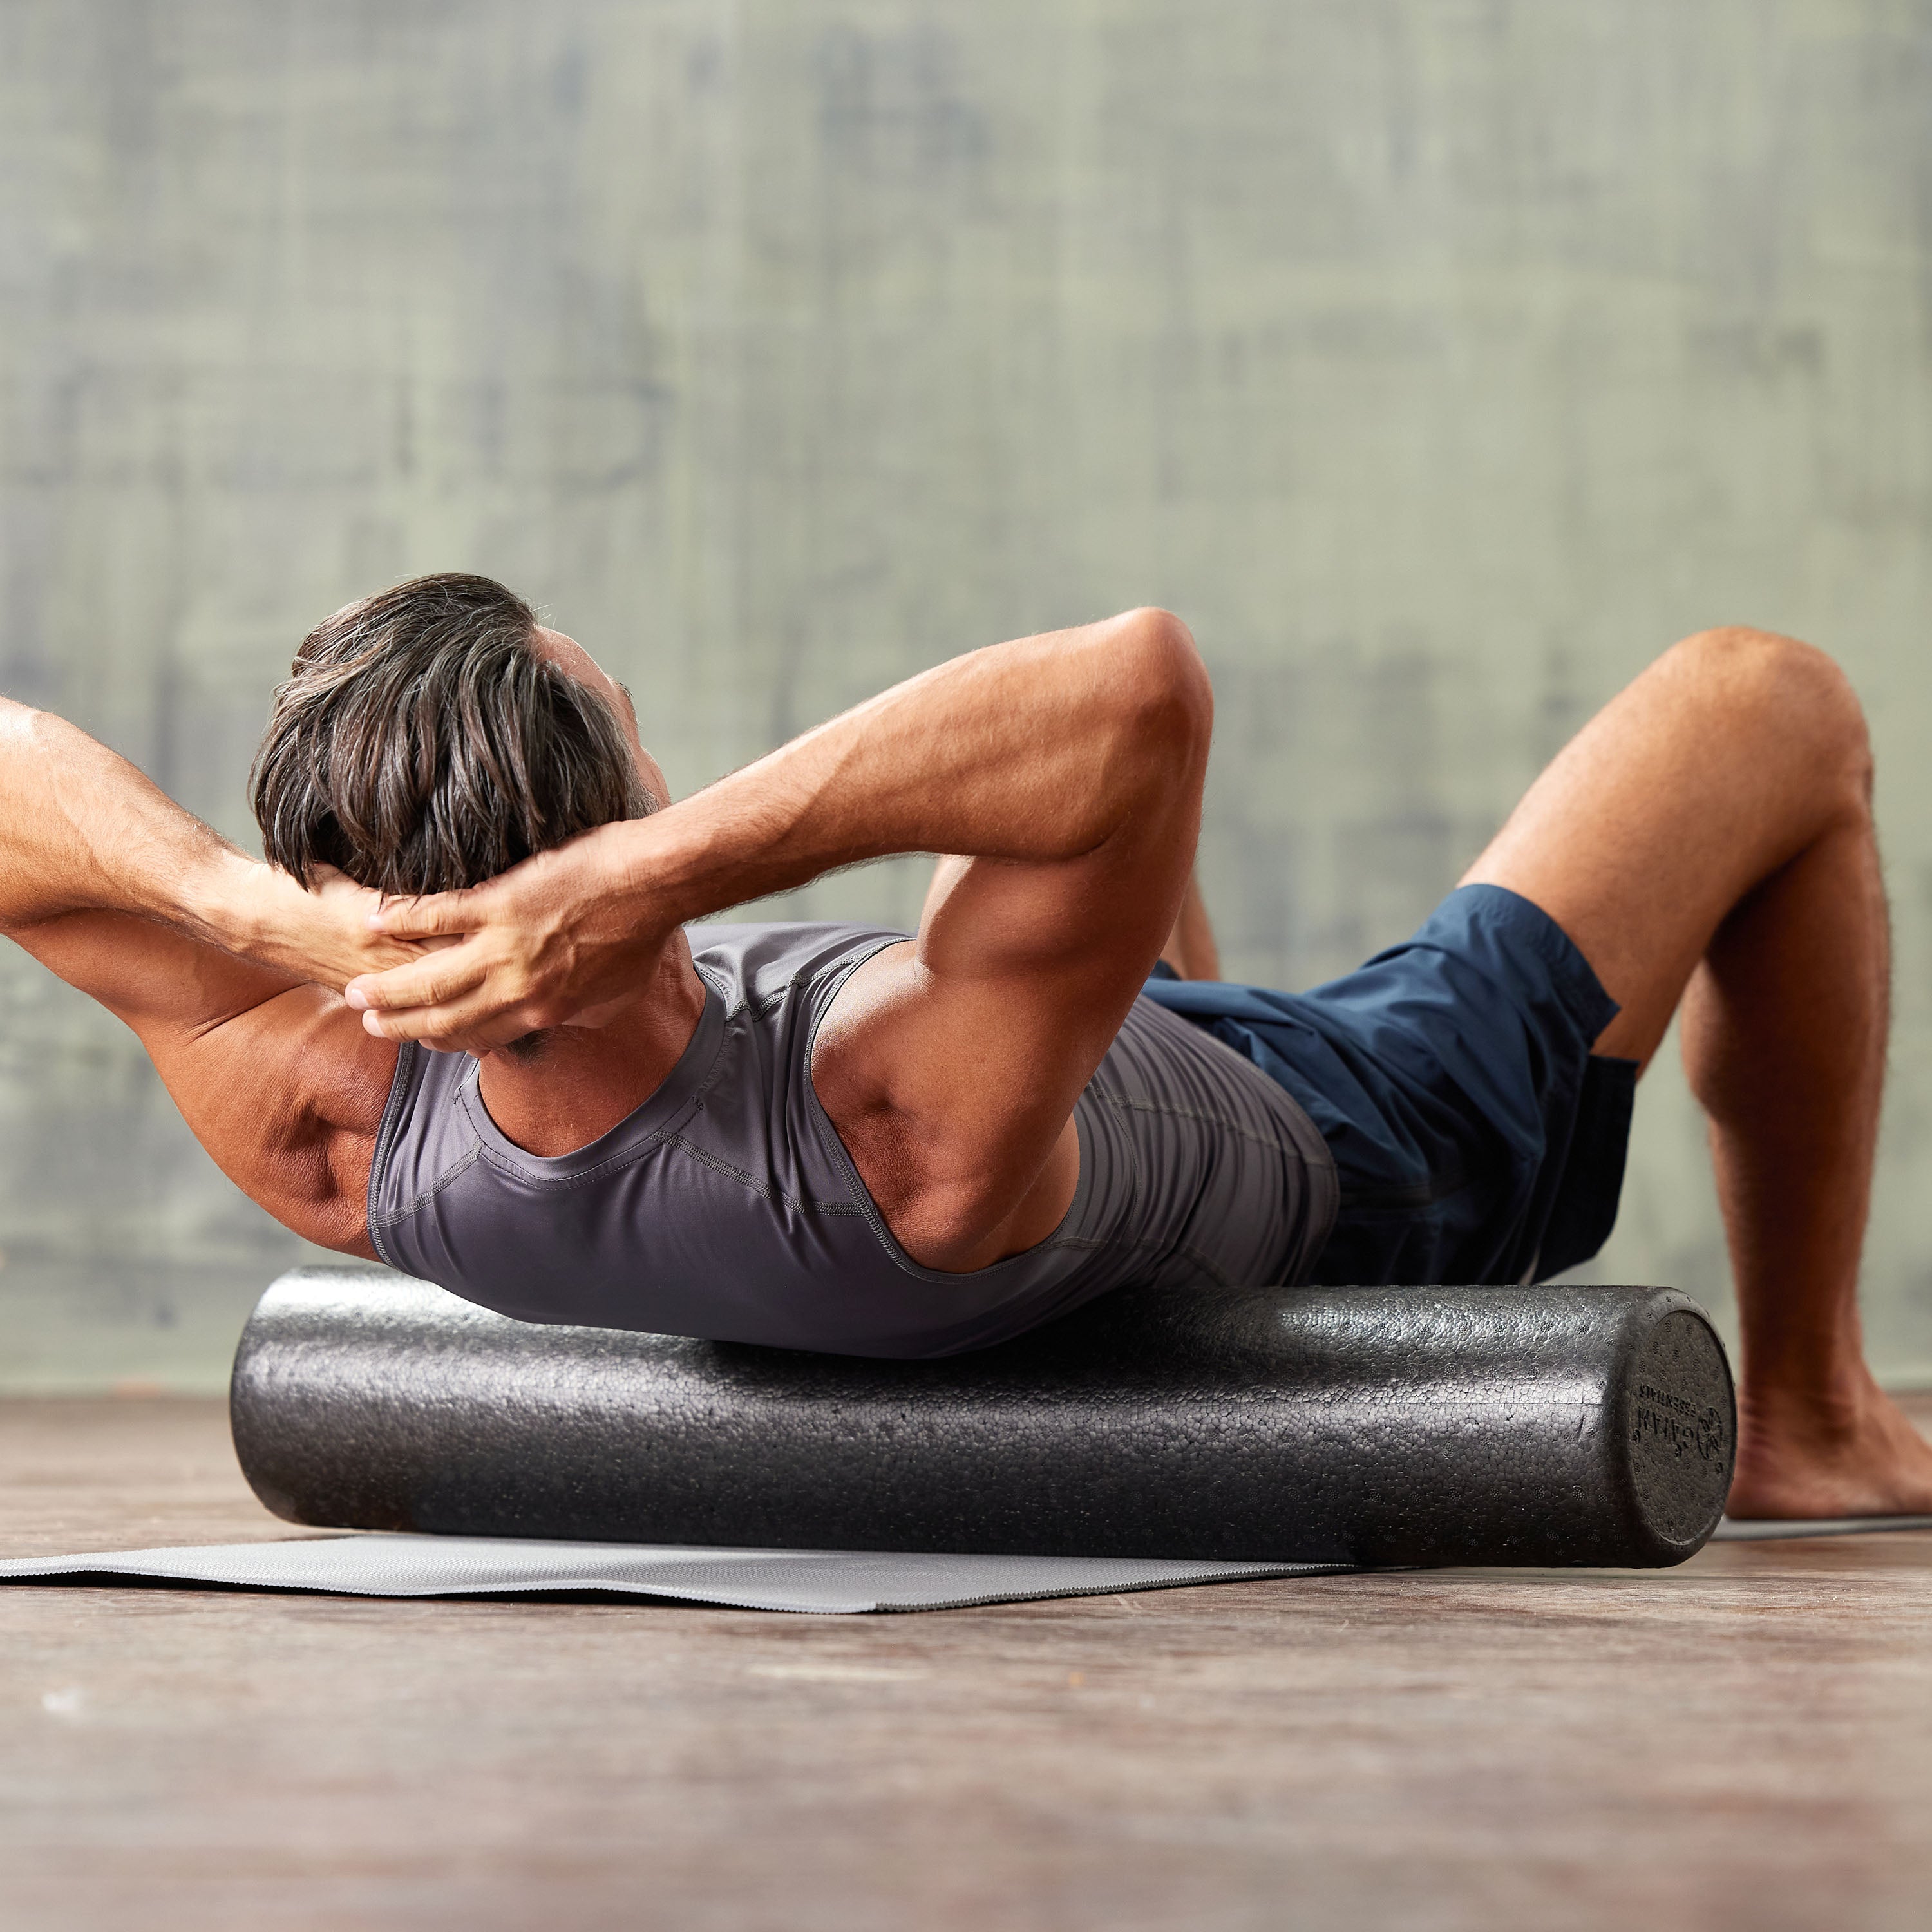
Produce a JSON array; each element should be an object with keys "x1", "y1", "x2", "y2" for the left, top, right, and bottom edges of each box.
[{"x1": 473, "y1": 933, "x2": 708, "y2": 1157}]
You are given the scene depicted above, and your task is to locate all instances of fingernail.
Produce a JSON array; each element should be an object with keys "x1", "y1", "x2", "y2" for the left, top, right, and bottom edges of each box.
[{"x1": 345, "y1": 987, "x2": 368, "y2": 1010}]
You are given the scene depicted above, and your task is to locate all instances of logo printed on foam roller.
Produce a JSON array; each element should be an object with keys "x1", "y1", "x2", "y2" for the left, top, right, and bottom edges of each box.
[{"x1": 1629, "y1": 1381, "x2": 1726, "y2": 1461}]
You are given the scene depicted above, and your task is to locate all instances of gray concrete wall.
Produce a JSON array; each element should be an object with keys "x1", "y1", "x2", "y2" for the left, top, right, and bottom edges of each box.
[{"x1": 5, "y1": 0, "x2": 1932, "y2": 1388}]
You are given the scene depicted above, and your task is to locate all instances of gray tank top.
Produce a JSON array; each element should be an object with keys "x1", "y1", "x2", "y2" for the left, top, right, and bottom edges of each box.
[{"x1": 368, "y1": 923, "x2": 1337, "y2": 1358}]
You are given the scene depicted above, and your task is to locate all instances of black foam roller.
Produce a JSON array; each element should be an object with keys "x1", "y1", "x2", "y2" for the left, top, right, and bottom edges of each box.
[{"x1": 231, "y1": 1268, "x2": 1736, "y2": 1567}]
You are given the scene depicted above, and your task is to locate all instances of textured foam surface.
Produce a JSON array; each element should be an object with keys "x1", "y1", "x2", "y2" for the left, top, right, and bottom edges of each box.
[
  {"x1": 0, "y1": 1535, "x2": 1340, "y2": 1613},
  {"x1": 229, "y1": 1271, "x2": 1738, "y2": 1569}
]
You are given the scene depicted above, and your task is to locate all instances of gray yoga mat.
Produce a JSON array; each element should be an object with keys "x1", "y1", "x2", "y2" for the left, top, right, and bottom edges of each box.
[
  {"x1": 1712, "y1": 1513, "x2": 1932, "y2": 1541},
  {"x1": 0, "y1": 1535, "x2": 1341, "y2": 1613},
  {"x1": 8, "y1": 1514, "x2": 1925, "y2": 1613},
  {"x1": 7, "y1": 1507, "x2": 1924, "y2": 1615}
]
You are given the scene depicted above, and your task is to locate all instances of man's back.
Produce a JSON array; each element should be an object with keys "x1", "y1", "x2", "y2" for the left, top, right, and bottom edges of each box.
[{"x1": 370, "y1": 922, "x2": 1336, "y2": 1357}]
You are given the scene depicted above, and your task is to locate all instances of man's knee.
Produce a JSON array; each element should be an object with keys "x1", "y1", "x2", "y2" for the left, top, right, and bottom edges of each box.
[{"x1": 1667, "y1": 626, "x2": 1872, "y2": 804}]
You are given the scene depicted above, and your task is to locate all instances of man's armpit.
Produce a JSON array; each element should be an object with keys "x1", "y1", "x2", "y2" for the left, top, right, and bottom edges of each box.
[{"x1": 8, "y1": 910, "x2": 395, "y2": 1246}]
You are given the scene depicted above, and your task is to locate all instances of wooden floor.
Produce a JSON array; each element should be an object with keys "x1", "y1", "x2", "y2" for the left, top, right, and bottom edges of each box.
[{"x1": 3, "y1": 1398, "x2": 1930, "y2": 1932}]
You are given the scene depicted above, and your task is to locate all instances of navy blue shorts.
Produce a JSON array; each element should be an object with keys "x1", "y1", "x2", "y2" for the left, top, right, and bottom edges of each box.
[{"x1": 1141, "y1": 883, "x2": 1638, "y2": 1287}]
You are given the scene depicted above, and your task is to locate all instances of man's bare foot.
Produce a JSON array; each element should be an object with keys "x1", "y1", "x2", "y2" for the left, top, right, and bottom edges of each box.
[{"x1": 1727, "y1": 1369, "x2": 1932, "y2": 1519}]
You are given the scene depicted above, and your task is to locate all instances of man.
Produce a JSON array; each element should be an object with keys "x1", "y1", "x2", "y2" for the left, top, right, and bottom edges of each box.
[{"x1": 1, "y1": 573, "x2": 1926, "y2": 1522}]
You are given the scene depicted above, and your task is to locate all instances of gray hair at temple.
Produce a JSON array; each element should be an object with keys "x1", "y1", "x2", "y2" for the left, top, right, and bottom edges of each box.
[{"x1": 249, "y1": 573, "x2": 654, "y2": 897}]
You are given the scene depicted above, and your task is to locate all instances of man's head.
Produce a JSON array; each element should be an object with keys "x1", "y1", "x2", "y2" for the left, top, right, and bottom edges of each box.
[{"x1": 251, "y1": 573, "x2": 658, "y2": 897}]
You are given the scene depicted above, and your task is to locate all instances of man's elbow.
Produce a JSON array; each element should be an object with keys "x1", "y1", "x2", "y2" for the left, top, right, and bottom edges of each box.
[
  {"x1": 0, "y1": 695, "x2": 46, "y2": 749},
  {"x1": 1108, "y1": 606, "x2": 1213, "y2": 774}
]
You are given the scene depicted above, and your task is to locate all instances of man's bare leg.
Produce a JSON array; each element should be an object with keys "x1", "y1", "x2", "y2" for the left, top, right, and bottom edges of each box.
[{"x1": 1464, "y1": 627, "x2": 1932, "y2": 1517}]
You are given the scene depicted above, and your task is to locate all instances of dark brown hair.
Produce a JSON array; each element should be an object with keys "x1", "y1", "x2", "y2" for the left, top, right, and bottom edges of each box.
[{"x1": 250, "y1": 573, "x2": 652, "y2": 895}]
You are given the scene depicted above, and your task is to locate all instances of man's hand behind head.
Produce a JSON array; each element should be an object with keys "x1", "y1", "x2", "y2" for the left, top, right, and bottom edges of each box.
[
  {"x1": 224, "y1": 860, "x2": 431, "y2": 991},
  {"x1": 343, "y1": 820, "x2": 677, "y2": 1056}
]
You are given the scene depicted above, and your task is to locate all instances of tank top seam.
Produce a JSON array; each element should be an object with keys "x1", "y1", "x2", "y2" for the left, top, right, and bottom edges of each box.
[
  {"x1": 453, "y1": 1113, "x2": 871, "y2": 1215},
  {"x1": 657, "y1": 1132, "x2": 873, "y2": 1216},
  {"x1": 685, "y1": 965, "x2": 743, "y2": 1097},
  {"x1": 719, "y1": 965, "x2": 824, "y2": 1027},
  {"x1": 441, "y1": 970, "x2": 735, "y2": 1195},
  {"x1": 364, "y1": 1041, "x2": 422, "y2": 1267},
  {"x1": 465, "y1": 1128, "x2": 681, "y2": 1195},
  {"x1": 431, "y1": 954, "x2": 893, "y2": 1206},
  {"x1": 368, "y1": 1142, "x2": 488, "y2": 1232}
]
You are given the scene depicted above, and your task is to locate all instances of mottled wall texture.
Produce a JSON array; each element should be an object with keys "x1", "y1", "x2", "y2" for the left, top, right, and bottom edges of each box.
[{"x1": 5, "y1": 0, "x2": 1932, "y2": 1387}]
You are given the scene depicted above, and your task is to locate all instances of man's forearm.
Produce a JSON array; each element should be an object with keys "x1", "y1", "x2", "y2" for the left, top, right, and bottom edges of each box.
[
  {"x1": 0, "y1": 699, "x2": 256, "y2": 943},
  {"x1": 609, "y1": 609, "x2": 1211, "y2": 925}
]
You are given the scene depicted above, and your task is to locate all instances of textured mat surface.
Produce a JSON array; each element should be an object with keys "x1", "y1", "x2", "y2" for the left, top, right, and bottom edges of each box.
[
  {"x1": 1712, "y1": 1513, "x2": 1932, "y2": 1541},
  {"x1": 0, "y1": 1534, "x2": 1343, "y2": 1613}
]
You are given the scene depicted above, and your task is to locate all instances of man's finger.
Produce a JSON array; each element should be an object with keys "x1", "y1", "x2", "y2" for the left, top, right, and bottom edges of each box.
[
  {"x1": 360, "y1": 996, "x2": 542, "y2": 1051},
  {"x1": 368, "y1": 887, "x2": 486, "y2": 938},
  {"x1": 361, "y1": 1009, "x2": 484, "y2": 1052},
  {"x1": 345, "y1": 948, "x2": 489, "y2": 1014}
]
